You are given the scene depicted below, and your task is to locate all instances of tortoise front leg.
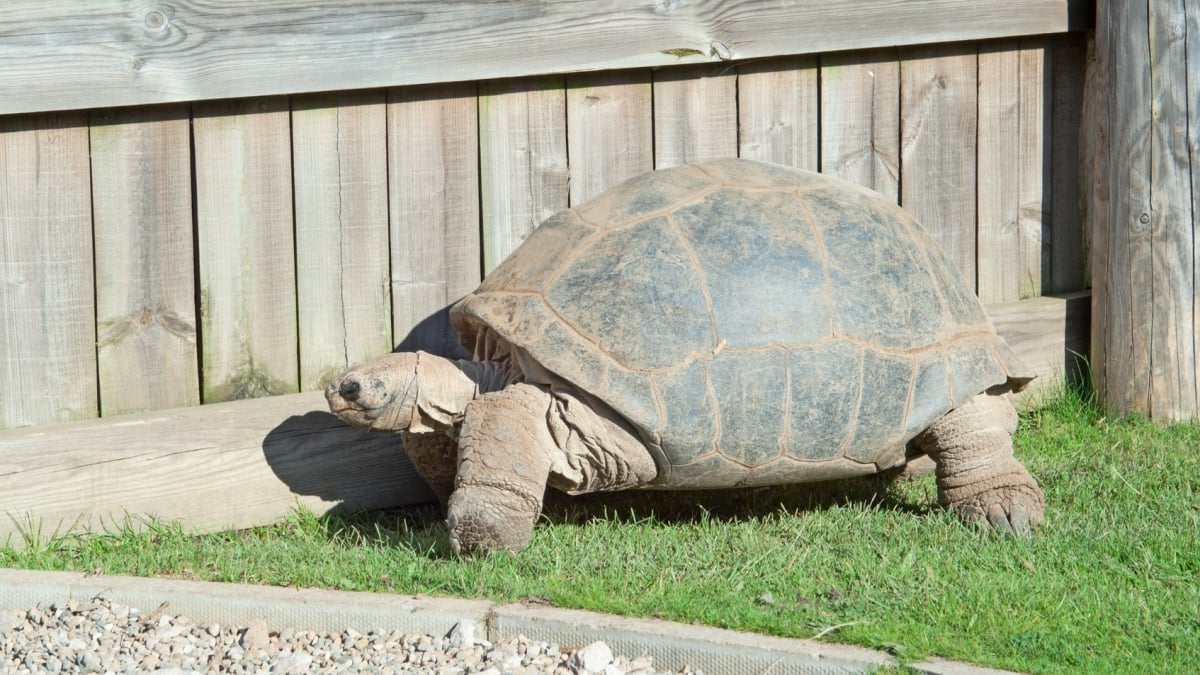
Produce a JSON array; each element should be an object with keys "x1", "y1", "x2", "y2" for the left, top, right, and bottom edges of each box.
[
  {"x1": 447, "y1": 383, "x2": 555, "y2": 555},
  {"x1": 914, "y1": 389, "x2": 1044, "y2": 535},
  {"x1": 401, "y1": 431, "x2": 459, "y2": 510}
]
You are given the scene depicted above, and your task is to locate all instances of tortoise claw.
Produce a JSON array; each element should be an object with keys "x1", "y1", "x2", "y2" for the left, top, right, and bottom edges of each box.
[{"x1": 955, "y1": 497, "x2": 1039, "y2": 537}]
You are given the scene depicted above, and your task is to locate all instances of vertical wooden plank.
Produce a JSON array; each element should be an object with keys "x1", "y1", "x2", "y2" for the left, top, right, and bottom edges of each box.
[
  {"x1": 1145, "y1": 0, "x2": 1198, "y2": 417},
  {"x1": 292, "y1": 92, "x2": 391, "y2": 388},
  {"x1": 819, "y1": 49, "x2": 901, "y2": 201},
  {"x1": 900, "y1": 45, "x2": 979, "y2": 286},
  {"x1": 1017, "y1": 40, "x2": 1050, "y2": 300},
  {"x1": 737, "y1": 56, "x2": 819, "y2": 170},
  {"x1": 1093, "y1": 0, "x2": 1152, "y2": 414},
  {"x1": 1049, "y1": 34, "x2": 1087, "y2": 294},
  {"x1": 389, "y1": 83, "x2": 482, "y2": 357},
  {"x1": 1082, "y1": 27, "x2": 1111, "y2": 403},
  {"x1": 1090, "y1": 0, "x2": 1200, "y2": 419},
  {"x1": 973, "y1": 40, "x2": 1049, "y2": 305},
  {"x1": 0, "y1": 113, "x2": 95, "y2": 429},
  {"x1": 479, "y1": 77, "x2": 569, "y2": 273},
  {"x1": 90, "y1": 105, "x2": 199, "y2": 415},
  {"x1": 652, "y1": 64, "x2": 738, "y2": 169},
  {"x1": 976, "y1": 46, "x2": 1022, "y2": 303},
  {"x1": 193, "y1": 98, "x2": 298, "y2": 403},
  {"x1": 565, "y1": 71, "x2": 653, "y2": 204}
]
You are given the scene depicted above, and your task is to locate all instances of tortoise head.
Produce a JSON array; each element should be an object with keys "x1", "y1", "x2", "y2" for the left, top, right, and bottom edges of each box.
[{"x1": 326, "y1": 351, "x2": 479, "y2": 433}]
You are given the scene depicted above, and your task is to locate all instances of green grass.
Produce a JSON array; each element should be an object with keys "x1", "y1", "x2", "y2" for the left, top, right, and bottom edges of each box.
[{"x1": 4, "y1": 385, "x2": 1199, "y2": 673}]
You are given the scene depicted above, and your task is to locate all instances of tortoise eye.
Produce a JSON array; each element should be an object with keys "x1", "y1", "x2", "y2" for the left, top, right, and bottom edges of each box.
[{"x1": 339, "y1": 380, "x2": 362, "y2": 401}]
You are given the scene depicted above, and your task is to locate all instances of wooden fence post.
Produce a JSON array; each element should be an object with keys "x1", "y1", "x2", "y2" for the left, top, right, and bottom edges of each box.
[{"x1": 1088, "y1": 0, "x2": 1199, "y2": 419}]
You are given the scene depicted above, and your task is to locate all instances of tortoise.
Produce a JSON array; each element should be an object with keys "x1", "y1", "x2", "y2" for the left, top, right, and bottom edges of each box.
[{"x1": 326, "y1": 158, "x2": 1044, "y2": 555}]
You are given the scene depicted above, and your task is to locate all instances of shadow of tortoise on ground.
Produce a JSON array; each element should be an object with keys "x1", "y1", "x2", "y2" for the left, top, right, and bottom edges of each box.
[
  {"x1": 312, "y1": 472, "x2": 939, "y2": 558},
  {"x1": 538, "y1": 473, "x2": 938, "y2": 528},
  {"x1": 261, "y1": 409, "x2": 435, "y2": 517}
]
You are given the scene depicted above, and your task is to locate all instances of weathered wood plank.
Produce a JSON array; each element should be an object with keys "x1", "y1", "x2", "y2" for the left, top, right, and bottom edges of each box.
[
  {"x1": 819, "y1": 50, "x2": 901, "y2": 201},
  {"x1": 976, "y1": 46, "x2": 1023, "y2": 303},
  {"x1": 737, "y1": 56, "x2": 819, "y2": 170},
  {"x1": 1081, "y1": 29, "x2": 1109, "y2": 411},
  {"x1": 292, "y1": 91, "x2": 392, "y2": 388},
  {"x1": 566, "y1": 71, "x2": 654, "y2": 204},
  {"x1": 0, "y1": 114, "x2": 95, "y2": 430},
  {"x1": 389, "y1": 84, "x2": 483, "y2": 357},
  {"x1": 1049, "y1": 35, "x2": 1087, "y2": 294},
  {"x1": 1089, "y1": 0, "x2": 1199, "y2": 419},
  {"x1": 972, "y1": 39, "x2": 1050, "y2": 304},
  {"x1": 1017, "y1": 40, "x2": 1050, "y2": 301},
  {"x1": 193, "y1": 98, "x2": 299, "y2": 402},
  {"x1": 90, "y1": 106, "x2": 200, "y2": 416},
  {"x1": 987, "y1": 292, "x2": 1091, "y2": 398},
  {"x1": 900, "y1": 45, "x2": 979, "y2": 286},
  {"x1": 0, "y1": 0, "x2": 1089, "y2": 116},
  {"x1": 652, "y1": 64, "x2": 738, "y2": 169},
  {"x1": 479, "y1": 78, "x2": 569, "y2": 273},
  {"x1": 0, "y1": 392, "x2": 432, "y2": 549},
  {"x1": 1144, "y1": 0, "x2": 1198, "y2": 417}
]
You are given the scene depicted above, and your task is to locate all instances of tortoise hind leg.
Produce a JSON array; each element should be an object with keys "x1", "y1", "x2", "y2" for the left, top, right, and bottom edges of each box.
[
  {"x1": 447, "y1": 383, "x2": 555, "y2": 556},
  {"x1": 914, "y1": 388, "x2": 1044, "y2": 535}
]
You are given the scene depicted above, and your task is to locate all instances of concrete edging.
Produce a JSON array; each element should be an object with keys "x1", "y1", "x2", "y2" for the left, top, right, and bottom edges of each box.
[{"x1": 0, "y1": 569, "x2": 1017, "y2": 674}]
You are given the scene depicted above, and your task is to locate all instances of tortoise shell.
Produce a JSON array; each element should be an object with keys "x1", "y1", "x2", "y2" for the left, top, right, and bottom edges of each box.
[{"x1": 450, "y1": 159, "x2": 1031, "y2": 487}]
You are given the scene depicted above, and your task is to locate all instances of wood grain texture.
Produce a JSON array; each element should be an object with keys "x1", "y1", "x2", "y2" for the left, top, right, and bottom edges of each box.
[
  {"x1": 1144, "y1": 0, "x2": 1198, "y2": 418},
  {"x1": 737, "y1": 56, "x2": 819, "y2": 170},
  {"x1": 1090, "y1": 0, "x2": 1199, "y2": 419},
  {"x1": 479, "y1": 77, "x2": 569, "y2": 273},
  {"x1": 0, "y1": 113, "x2": 96, "y2": 430},
  {"x1": 987, "y1": 292, "x2": 1091, "y2": 398},
  {"x1": 90, "y1": 106, "x2": 200, "y2": 416},
  {"x1": 652, "y1": 64, "x2": 738, "y2": 169},
  {"x1": 193, "y1": 98, "x2": 299, "y2": 403},
  {"x1": 819, "y1": 50, "x2": 901, "y2": 201},
  {"x1": 976, "y1": 46, "x2": 1022, "y2": 303},
  {"x1": 0, "y1": 0, "x2": 1087, "y2": 116},
  {"x1": 1017, "y1": 41, "x2": 1050, "y2": 301},
  {"x1": 900, "y1": 44, "x2": 979, "y2": 287},
  {"x1": 389, "y1": 84, "x2": 483, "y2": 357},
  {"x1": 976, "y1": 43, "x2": 1049, "y2": 304},
  {"x1": 0, "y1": 391, "x2": 433, "y2": 549},
  {"x1": 292, "y1": 91, "x2": 392, "y2": 389},
  {"x1": 1049, "y1": 34, "x2": 1087, "y2": 293},
  {"x1": 566, "y1": 71, "x2": 654, "y2": 204},
  {"x1": 1082, "y1": 31, "x2": 1108, "y2": 410}
]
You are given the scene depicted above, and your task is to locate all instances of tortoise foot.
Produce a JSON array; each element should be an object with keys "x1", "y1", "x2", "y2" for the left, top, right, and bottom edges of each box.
[
  {"x1": 944, "y1": 463, "x2": 1044, "y2": 536},
  {"x1": 446, "y1": 484, "x2": 540, "y2": 556}
]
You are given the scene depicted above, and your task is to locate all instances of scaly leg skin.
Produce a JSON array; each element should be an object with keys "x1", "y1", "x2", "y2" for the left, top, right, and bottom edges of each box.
[
  {"x1": 915, "y1": 389, "x2": 1044, "y2": 536},
  {"x1": 401, "y1": 431, "x2": 459, "y2": 510},
  {"x1": 446, "y1": 384, "x2": 555, "y2": 556}
]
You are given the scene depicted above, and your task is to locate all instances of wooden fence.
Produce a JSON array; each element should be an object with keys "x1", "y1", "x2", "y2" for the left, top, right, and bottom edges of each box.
[{"x1": 0, "y1": 0, "x2": 1092, "y2": 543}]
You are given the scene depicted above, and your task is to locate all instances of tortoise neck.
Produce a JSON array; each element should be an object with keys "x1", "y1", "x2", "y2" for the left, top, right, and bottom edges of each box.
[{"x1": 453, "y1": 359, "x2": 519, "y2": 395}]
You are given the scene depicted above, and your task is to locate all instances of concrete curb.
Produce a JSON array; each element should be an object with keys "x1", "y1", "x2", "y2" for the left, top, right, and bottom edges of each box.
[{"x1": 0, "y1": 569, "x2": 1019, "y2": 674}]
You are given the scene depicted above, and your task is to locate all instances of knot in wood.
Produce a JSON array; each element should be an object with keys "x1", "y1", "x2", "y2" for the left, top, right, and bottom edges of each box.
[{"x1": 144, "y1": 10, "x2": 167, "y2": 31}]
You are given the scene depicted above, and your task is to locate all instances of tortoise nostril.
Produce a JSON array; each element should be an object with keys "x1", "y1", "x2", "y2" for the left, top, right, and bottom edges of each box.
[{"x1": 339, "y1": 380, "x2": 361, "y2": 401}]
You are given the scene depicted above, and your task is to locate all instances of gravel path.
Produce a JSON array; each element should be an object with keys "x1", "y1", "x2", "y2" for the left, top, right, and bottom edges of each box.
[{"x1": 1, "y1": 595, "x2": 703, "y2": 674}]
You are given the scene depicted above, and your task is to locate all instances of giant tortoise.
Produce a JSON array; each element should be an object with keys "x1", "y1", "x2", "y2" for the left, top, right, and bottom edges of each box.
[{"x1": 326, "y1": 158, "x2": 1044, "y2": 555}]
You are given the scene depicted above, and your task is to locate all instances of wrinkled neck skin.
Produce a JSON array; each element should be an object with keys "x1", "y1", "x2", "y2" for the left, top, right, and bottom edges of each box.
[{"x1": 407, "y1": 353, "x2": 518, "y2": 433}]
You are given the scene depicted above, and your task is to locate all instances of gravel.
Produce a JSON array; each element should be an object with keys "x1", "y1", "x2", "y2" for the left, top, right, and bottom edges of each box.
[{"x1": 0, "y1": 595, "x2": 706, "y2": 674}]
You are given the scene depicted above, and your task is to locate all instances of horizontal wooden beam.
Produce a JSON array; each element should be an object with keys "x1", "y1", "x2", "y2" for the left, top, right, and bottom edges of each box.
[
  {"x1": 0, "y1": 292, "x2": 1089, "y2": 548},
  {"x1": 0, "y1": 0, "x2": 1090, "y2": 115},
  {"x1": 987, "y1": 291, "x2": 1092, "y2": 398},
  {"x1": 0, "y1": 391, "x2": 433, "y2": 549}
]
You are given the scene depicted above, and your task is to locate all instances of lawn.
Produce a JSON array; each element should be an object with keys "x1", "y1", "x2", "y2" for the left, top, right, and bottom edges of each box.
[{"x1": 3, "y1": 385, "x2": 1198, "y2": 674}]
